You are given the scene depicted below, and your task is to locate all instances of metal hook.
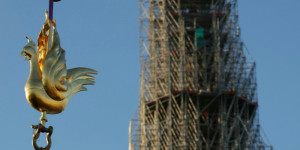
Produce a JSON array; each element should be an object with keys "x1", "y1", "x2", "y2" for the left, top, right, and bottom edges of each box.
[{"x1": 32, "y1": 123, "x2": 53, "y2": 150}]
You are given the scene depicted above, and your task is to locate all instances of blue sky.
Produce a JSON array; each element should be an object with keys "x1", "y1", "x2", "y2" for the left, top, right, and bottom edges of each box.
[{"x1": 0, "y1": 0, "x2": 299, "y2": 149}]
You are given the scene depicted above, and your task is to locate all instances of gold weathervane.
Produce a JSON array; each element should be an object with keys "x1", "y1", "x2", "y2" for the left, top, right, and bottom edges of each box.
[
  {"x1": 21, "y1": 9, "x2": 97, "y2": 150},
  {"x1": 21, "y1": 11, "x2": 97, "y2": 114}
]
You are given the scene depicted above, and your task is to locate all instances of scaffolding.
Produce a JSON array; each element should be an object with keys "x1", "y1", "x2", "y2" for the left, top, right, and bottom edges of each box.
[{"x1": 130, "y1": 0, "x2": 272, "y2": 149}]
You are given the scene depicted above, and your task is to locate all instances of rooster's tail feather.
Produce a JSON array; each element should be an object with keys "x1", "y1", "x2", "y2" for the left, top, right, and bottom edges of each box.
[{"x1": 67, "y1": 67, "x2": 98, "y2": 95}]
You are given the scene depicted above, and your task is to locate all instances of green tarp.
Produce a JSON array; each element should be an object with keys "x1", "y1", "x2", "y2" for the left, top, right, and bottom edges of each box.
[
  {"x1": 196, "y1": 28, "x2": 204, "y2": 47},
  {"x1": 196, "y1": 28, "x2": 204, "y2": 38}
]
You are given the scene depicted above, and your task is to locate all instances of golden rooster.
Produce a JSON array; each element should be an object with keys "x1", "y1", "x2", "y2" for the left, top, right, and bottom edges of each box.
[{"x1": 21, "y1": 12, "x2": 97, "y2": 114}]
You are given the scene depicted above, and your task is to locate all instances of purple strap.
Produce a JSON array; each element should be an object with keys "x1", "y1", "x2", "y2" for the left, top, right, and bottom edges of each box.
[{"x1": 49, "y1": 0, "x2": 54, "y2": 20}]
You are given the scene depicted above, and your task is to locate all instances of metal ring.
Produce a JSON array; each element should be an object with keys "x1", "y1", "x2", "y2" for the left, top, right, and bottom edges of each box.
[{"x1": 32, "y1": 124, "x2": 53, "y2": 150}]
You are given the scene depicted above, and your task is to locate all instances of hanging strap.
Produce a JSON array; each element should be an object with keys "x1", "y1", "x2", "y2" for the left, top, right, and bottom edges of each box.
[{"x1": 49, "y1": 0, "x2": 61, "y2": 21}]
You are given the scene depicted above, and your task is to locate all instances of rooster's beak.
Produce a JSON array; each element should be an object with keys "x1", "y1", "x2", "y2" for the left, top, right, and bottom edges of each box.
[{"x1": 21, "y1": 51, "x2": 31, "y2": 61}]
